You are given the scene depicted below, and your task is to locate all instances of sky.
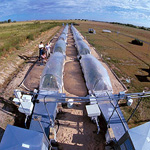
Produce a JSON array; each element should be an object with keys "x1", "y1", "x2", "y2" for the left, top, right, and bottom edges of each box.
[{"x1": 0, "y1": 0, "x2": 150, "y2": 27}]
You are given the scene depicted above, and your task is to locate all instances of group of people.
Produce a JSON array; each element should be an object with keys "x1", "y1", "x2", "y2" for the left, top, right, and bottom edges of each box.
[{"x1": 39, "y1": 41, "x2": 51, "y2": 64}]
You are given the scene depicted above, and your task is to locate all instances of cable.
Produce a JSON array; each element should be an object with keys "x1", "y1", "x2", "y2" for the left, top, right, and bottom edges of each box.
[
  {"x1": 37, "y1": 119, "x2": 52, "y2": 149},
  {"x1": 106, "y1": 92, "x2": 128, "y2": 131},
  {"x1": 43, "y1": 95, "x2": 54, "y2": 126},
  {"x1": 55, "y1": 119, "x2": 60, "y2": 134}
]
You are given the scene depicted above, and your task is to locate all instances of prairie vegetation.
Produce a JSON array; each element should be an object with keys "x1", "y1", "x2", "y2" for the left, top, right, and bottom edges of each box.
[
  {"x1": 75, "y1": 20, "x2": 150, "y2": 127},
  {"x1": 0, "y1": 21, "x2": 61, "y2": 57}
]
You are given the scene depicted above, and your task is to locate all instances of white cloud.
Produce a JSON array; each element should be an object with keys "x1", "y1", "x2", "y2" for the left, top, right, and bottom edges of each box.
[
  {"x1": 0, "y1": 0, "x2": 150, "y2": 26},
  {"x1": 115, "y1": 10, "x2": 150, "y2": 21},
  {"x1": 0, "y1": 0, "x2": 149, "y2": 14}
]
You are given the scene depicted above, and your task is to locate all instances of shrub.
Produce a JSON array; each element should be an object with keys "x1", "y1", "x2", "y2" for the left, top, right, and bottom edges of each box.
[
  {"x1": 26, "y1": 34, "x2": 34, "y2": 40},
  {"x1": 0, "y1": 21, "x2": 61, "y2": 57},
  {"x1": 34, "y1": 21, "x2": 40, "y2": 24},
  {"x1": 131, "y1": 39, "x2": 143, "y2": 46}
]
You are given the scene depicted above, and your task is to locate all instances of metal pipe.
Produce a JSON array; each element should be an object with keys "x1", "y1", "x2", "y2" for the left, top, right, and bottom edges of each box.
[{"x1": 20, "y1": 89, "x2": 150, "y2": 99}]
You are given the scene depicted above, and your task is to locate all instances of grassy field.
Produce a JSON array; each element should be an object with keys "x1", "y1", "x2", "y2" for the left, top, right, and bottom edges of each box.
[
  {"x1": 75, "y1": 20, "x2": 150, "y2": 127},
  {"x1": 0, "y1": 21, "x2": 62, "y2": 57}
]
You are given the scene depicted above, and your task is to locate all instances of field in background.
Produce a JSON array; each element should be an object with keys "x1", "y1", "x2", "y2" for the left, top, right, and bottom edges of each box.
[
  {"x1": 75, "y1": 20, "x2": 150, "y2": 127},
  {"x1": 0, "y1": 21, "x2": 63, "y2": 58}
]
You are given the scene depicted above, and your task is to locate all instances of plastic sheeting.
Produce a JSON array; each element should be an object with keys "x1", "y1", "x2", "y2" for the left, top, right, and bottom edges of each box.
[
  {"x1": 62, "y1": 24, "x2": 68, "y2": 35},
  {"x1": 76, "y1": 40, "x2": 91, "y2": 55},
  {"x1": 74, "y1": 33, "x2": 83, "y2": 43},
  {"x1": 80, "y1": 54, "x2": 113, "y2": 94},
  {"x1": 0, "y1": 124, "x2": 48, "y2": 150},
  {"x1": 71, "y1": 25, "x2": 77, "y2": 34},
  {"x1": 53, "y1": 39, "x2": 66, "y2": 55},
  {"x1": 58, "y1": 24, "x2": 68, "y2": 42},
  {"x1": 128, "y1": 122, "x2": 150, "y2": 150},
  {"x1": 73, "y1": 31, "x2": 83, "y2": 42},
  {"x1": 71, "y1": 25, "x2": 91, "y2": 56},
  {"x1": 39, "y1": 52, "x2": 65, "y2": 93},
  {"x1": 58, "y1": 33, "x2": 67, "y2": 42},
  {"x1": 71, "y1": 26, "x2": 82, "y2": 42}
]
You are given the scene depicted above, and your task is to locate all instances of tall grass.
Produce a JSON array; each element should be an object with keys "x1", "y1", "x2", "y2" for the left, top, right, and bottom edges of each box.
[{"x1": 0, "y1": 21, "x2": 62, "y2": 57}]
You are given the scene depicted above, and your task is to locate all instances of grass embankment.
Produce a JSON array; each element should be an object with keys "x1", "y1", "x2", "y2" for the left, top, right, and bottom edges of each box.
[
  {"x1": 0, "y1": 21, "x2": 64, "y2": 137},
  {"x1": 0, "y1": 21, "x2": 62, "y2": 57},
  {"x1": 75, "y1": 21, "x2": 150, "y2": 127},
  {"x1": 0, "y1": 21, "x2": 64, "y2": 91}
]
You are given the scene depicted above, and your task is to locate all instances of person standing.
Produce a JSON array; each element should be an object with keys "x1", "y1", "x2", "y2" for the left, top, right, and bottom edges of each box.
[
  {"x1": 41, "y1": 51, "x2": 47, "y2": 65},
  {"x1": 39, "y1": 41, "x2": 44, "y2": 60},
  {"x1": 45, "y1": 43, "x2": 51, "y2": 58}
]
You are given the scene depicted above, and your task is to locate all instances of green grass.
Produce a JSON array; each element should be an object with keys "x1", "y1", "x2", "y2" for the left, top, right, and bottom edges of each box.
[{"x1": 0, "y1": 21, "x2": 62, "y2": 57}]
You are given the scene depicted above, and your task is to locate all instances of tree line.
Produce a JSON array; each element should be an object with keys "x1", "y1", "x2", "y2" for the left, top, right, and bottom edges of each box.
[
  {"x1": 110, "y1": 22, "x2": 150, "y2": 31},
  {"x1": 0, "y1": 19, "x2": 16, "y2": 24}
]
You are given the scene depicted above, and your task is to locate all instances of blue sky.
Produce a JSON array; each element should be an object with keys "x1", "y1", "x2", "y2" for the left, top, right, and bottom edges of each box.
[{"x1": 0, "y1": 0, "x2": 150, "y2": 27}]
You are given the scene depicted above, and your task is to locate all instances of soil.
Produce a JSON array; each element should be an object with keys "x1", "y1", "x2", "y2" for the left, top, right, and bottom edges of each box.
[{"x1": 0, "y1": 25, "x2": 126, "y2": 150}]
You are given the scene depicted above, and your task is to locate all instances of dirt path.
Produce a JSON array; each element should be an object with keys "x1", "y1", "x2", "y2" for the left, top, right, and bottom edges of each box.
[{"x1": 56, "y1": 27, "x2": 105, "y2": 150}]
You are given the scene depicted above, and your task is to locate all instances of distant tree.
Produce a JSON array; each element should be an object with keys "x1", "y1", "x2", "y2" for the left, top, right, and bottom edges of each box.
[
  {"x1": 13, "y1": 20, "x2": 16, "y2": 23},
  {"x1": 139, "y1": 26, "x2": 147, "y2": 30},
  {"x1": 131, "y1": 39, "x2": 143, "y2": 46},
  {"x1": 8, "y1": 19, "x2": 11, "y2": 23}
]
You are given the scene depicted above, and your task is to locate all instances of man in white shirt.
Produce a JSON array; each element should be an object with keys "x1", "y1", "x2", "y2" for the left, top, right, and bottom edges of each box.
[{"x1": 39, "y1": 41, "x2": 44, "y2": 60}]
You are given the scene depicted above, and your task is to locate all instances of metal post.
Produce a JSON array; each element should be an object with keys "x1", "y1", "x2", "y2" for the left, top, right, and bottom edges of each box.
[{"x1": 127, "y1": 97, "x2": 142, "y2": 123}]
